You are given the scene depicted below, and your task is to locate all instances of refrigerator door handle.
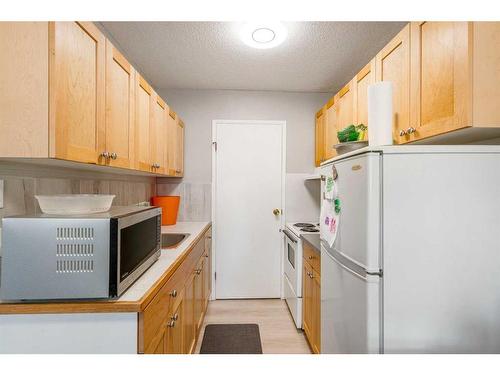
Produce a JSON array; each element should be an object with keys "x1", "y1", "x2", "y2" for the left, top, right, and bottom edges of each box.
[
  {"x1": 327, "y1": 249, "x2": 367, "y2": 280},
  {"x1": 366, "y1": 270, "x2": 383, "y2": 277}
]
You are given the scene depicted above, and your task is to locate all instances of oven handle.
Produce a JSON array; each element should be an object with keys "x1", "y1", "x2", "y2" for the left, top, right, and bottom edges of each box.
[{"x1": 283, "y1": 229, "x2": 298, "y2": 243}]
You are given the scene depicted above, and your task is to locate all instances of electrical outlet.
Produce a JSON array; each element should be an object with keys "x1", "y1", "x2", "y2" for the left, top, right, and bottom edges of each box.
[{"x1": 0, "y1": 179, "x2": 3, "y2": 209}]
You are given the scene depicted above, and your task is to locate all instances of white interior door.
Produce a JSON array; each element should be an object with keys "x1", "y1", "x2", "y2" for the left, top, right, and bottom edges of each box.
[{"x1": 213, "y1": 120, "x2": 285, "y2": 299}]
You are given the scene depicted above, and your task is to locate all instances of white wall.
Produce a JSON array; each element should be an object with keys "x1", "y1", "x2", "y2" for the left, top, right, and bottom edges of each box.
[{"x1": 156, "y1": 89, "x2": 330, "y2": 221}]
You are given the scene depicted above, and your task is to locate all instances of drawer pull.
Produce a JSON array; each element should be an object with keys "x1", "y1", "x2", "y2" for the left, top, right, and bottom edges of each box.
[
  {"x1": 167, "y1": 320, "x2": 176, "y2": 328},
  {"x1": 171, "y1": 313, "x2": 179, "y2": 321},
  {"x1": 169, "y1": 289, "x2": 178, "y2": 297}
]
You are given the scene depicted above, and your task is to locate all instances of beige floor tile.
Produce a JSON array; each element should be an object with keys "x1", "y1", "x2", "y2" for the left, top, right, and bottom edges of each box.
[{"x1": 195, "y1": 299, "x2": 312, "y2": 354}]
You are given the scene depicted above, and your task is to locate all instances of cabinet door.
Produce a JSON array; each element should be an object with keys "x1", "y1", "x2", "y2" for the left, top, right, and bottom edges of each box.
[
  {"x1": 353, "y1": 60, "x2": 375, "y2": 132},
  {"x1": 311, "y1": 269, "x2": 321, "y2": 354},
  {"x1": 194, "y1": 258, "x2": 204, "y2": 332},
  {"x1": 336, "y1": 82, "x2": 354, "y2": 131},
  {"x1": 324, "y1": 99, "x2": 338, "y2": 160},
  {"x1": 134, "y1": 74, "x2": 153, "y2": 172},
  {"x1": 202, "y1": 249, "x2": 211, "y2": 307},
  {"x1": 314, "y1": 109, "x2": 325, "y2": 166},
  {"x1": 302, "y1": 261, "x2": 313, "y2": 342},
  {"x1": 175, "y1": 118, "x2": 185, "y2": 176},
  {"x1": 152, "y1": 330, "x2": 166, "y2": 354},
  {"x1": 151, "y1": 94, "x2": 167, "y2": 174},
  {"x1": 165, "y1": 301, "x2": 183, "y2": 354},
  {"x1": 183, "y1": 274, "x2": 196, "y2": 354},
  {"x1": 375, "y1": 24, "x2": 410, "y2": 144},
  {"x1": 167, "y1": 109, "x2": 177, "y2": 175},
  {"x1": 410, "y1": 22, "x2": 471, "y2": 141},
  {"x1": 104, "y1": 40, "x2": 135, "y2": 168},
  {"x1": 49, "y1": 22, "x2": 105, "y2": 163}
]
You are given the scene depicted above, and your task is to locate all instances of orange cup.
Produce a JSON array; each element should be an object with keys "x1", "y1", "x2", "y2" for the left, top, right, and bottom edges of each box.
[{"x1": 151, "y1": 196, "x2": 180, "y2": 226}]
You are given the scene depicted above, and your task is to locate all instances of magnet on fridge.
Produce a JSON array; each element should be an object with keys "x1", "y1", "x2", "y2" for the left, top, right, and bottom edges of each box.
[{"x1": 334, "y1": 198, "x2": 341, "y2": 214}]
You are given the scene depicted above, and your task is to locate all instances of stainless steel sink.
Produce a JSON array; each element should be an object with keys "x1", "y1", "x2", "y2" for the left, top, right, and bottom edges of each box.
[{"x1": 161, "y1": 233, "x2": 189, "y2": 249}]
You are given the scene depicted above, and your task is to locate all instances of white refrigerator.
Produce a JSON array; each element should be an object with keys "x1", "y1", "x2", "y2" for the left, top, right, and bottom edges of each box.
[{"x1": 320, "y1": 146, "x2": 500, "y2": 354}]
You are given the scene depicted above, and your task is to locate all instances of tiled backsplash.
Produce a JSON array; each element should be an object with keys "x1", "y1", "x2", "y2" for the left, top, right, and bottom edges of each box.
[
  {"x1": 156, "y1": 181, "x2": 211, "y2": 222},
  {"x1": 0, "y1": 161, "x2": 156, "y2": 226}
]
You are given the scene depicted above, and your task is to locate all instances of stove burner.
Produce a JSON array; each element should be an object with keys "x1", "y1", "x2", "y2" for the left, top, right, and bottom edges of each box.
[
  {"x1": 294, "y1": 223, "x2": 315, "y2": 228},
  {"x1": 301, "y1": 228, "x2": 319, "y2": 233}
]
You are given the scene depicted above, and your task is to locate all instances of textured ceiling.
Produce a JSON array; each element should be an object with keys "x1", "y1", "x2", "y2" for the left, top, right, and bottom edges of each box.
[{"x1": 100, "y1": 22, "x2": 407, "y2": 93}]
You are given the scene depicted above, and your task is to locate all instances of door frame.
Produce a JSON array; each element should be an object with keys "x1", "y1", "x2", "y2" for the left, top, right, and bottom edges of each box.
[{"x1": 211, "y1": 119, "x2": 287, "y2": 300}]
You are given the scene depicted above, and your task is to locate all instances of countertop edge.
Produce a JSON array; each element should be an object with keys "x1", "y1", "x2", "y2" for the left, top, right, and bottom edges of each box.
[{"x1": 0, "y1": 222, "x2": 212, "y2": 315}]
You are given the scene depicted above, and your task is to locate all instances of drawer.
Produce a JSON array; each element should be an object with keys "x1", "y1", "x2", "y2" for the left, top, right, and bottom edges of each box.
[
  {"x1": 141, "y1": 269, "x2": 185, "y2": 353},
  {"x1": 303, "y1": 241, "x2": 321, "y2": 274}
]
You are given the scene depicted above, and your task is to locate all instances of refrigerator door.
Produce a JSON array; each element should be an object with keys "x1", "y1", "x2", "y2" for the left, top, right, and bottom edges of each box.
[
  {"x1": 383, "y1": 151, "x2": 500, "y2": 353},
  {"x1": 321, "y1": 245, "x2": 381, "y2": 353},
  {"x1": 322, "y1": 153, "x2": 381, "y2": 270}
]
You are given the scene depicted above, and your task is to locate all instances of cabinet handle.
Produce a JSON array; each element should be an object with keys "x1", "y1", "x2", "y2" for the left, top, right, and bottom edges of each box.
[
  {"x1": 195, "y1": 269, "x2": 202, "y2": 275},
  {"x1": 110, "y1": 152, "x2": 117, "y2": 160},
  {"x1": 171, "y1": 313, "x2": 179, "y2": 321},
  {"x1": 204, "y1": 254, "x2": 209, "y2": 258},
  {"x1": 309, "y1": 273, "x2": 314, "y2": 279},
  {"x1": 167, "y1": 320, "x2": 176, "y2": 328},
  {"x1": 407, "y1": 127, "x2": 416, "y2": 134},
  {"x1": 175, "y1": 169, "x2": 181, "y2": 174},
  {"x1": 169, "y1": 289, "x2": 178, "y2": 297},
  {"x1": 308, "y1": 255, "x2": 313, "y2": 260},
  {"x1": 100, "y1": 151, "x2": 110, "y2": 159},
  {"x1": 399, "y1": 130, "x2": 407, "y2": 137}
]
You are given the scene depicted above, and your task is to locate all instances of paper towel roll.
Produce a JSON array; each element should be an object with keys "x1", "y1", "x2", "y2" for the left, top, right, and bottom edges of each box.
[{"x1": 368, "y1": 82, "x2": 393, "y2": 146}]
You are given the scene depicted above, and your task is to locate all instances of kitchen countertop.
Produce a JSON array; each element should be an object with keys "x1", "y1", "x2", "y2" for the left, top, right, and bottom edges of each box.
[
  {"x1": 301, "y1": 233, "x2": 321, "y2": 253},
  {"x1": 0, "y1": 221, "x2": 211, "y2": 314}
]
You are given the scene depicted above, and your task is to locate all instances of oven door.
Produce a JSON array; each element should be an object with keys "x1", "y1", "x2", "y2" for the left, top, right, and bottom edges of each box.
[
  {"x1": 283, "y1": 229, "x2": 299, "y2": 295},
  {"x1": 115, "y1": 208, "x2": 161, "y2": 296}
]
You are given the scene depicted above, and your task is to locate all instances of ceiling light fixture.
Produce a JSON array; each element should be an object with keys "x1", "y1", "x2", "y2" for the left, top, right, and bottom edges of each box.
[{"x1": 240, "y1": 22, "x2": 287, "y2": 49}]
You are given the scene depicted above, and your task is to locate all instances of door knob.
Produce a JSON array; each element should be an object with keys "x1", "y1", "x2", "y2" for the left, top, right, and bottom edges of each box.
[{"x1": 273, "y1": 208, "x2": 281, "y2": 216}]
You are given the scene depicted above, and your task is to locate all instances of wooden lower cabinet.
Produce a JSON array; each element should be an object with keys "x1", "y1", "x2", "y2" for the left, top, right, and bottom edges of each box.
[
  {"x1": 165, "y1": 299, "x2": 184, "y2": 354},
  {"x1": 183, "y1": 273, "x2": 196, "y2": 354},
  {"x1": 194, "y1": 257, "x2": 205, "y2": 332},
  {"x1": 140, "y1": 226, "x2": 212, "y2": 354},
  {"x1": 302, "y1": 243, "x2": 321, "y2": 354}
]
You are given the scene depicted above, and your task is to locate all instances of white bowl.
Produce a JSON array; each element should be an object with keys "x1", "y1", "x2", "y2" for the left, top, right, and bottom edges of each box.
[{"x1": 35, "y1": 194, "x2": 115, "y2": 215}]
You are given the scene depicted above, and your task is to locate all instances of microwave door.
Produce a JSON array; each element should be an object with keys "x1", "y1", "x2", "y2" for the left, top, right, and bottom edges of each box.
[{"x1": 116, "y1": 209, "x2": 161, "y2": 296}]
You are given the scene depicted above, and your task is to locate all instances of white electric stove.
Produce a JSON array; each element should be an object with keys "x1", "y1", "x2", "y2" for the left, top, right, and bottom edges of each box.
[{"x1": 283, "y1": 222, "x2": 320, "y2": 329}]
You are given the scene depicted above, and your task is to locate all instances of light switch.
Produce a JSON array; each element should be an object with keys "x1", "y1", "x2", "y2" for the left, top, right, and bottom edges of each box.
[{"x1": 0, "y1": 179, "x2": 3, "y2": 209}]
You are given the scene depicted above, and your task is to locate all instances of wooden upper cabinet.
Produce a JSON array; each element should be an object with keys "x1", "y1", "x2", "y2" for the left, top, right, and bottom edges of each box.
[
  {"x1": 134, "y1": 74, "x2": 153, "y2": 172},
  {"x1": 409, "y1": 22, "x2": 471, "y2": 142},
  {"x1": 104, "y1": 40, "x2": 135, "y2": 168},
  {"x1": 375, "y1": 24, "x2": 410, "y2": 143},
  {"x1": 336, "y1": 81, "x2": 354, "y2": 131},
  {"x1": 324, "y1": 98, "x2": 338, "y2": 161},
  {"x1": 49, "y1": 22, "x2": 105, "y2": 163},
  {"x1": 151, "y1": 94, "x2": 167, "y2": 175},
  {"x1": 167, "y1": 110, "x2": 184, "y2": 177},
  {"x1": 175, "y1": 118, "x2": 185, "y2": 177},
  {"x1": 353, "y1": 59, "x2": 375, "y2": 129},
  {"x1": 0, "y1": 22, "x2": 49, "y2": 158},
  {"x1": 167, "y1": 109, "x2": 177, "y2": 175},
  {"x1": 314, "y1": 108, "x2": 325, "y2": 166}
]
